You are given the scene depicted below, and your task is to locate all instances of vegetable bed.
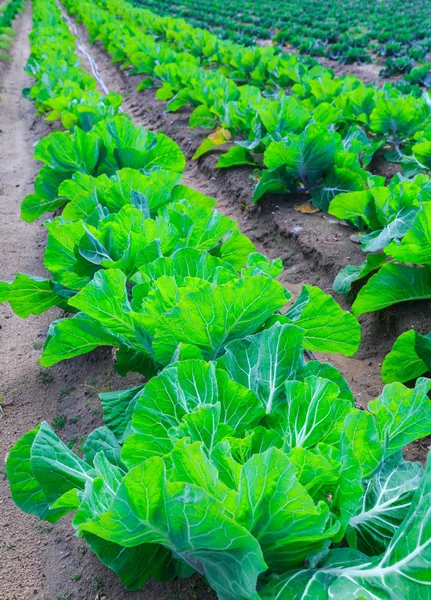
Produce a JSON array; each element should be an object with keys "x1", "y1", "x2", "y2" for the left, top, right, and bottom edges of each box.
[{"x1": 2, "y1": 0, "x2": 431, "y2": 598}]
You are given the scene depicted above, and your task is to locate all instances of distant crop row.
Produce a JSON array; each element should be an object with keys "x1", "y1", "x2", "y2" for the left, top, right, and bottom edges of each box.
[
  {"x1": 131, "y1": 0, "x2": 431, "y2": 80},
  {"x1": 0, "y1": 0, "x2": 26, "y2": 62},
  {"x1": 4, "y1": 0, "x2": 431, "y2": 597}
]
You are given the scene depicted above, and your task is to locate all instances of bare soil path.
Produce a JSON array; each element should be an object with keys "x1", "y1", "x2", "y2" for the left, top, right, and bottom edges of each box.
[{"x1": 0, "y1": 5, "x2": 56, "y2": 596}]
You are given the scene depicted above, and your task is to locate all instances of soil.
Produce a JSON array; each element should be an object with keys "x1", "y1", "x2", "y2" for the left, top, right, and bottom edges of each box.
[
  {"x1": 282, "y1": 46, "x2": 403, "y2": 86},
  {"x1": 1, "y1": 4, "x2": 431, "y2": 600},
  {"x1": 318, "y1": 56, "x2": 395, "y2": 85}
]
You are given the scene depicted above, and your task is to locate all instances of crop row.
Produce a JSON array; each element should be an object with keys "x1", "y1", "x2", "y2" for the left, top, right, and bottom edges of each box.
[
  {"x1": 3, "y1": 0, "x2": 431, "y2": 598},
  {"x1": 0, "y1": 0, "x2": 26, "y2": 63},
  {"x1": 61, "y1": 0, "x2": 431, "y2": 383},
  {"x1": 131, "y1": 0, "x2": 431, "y2": 78}
]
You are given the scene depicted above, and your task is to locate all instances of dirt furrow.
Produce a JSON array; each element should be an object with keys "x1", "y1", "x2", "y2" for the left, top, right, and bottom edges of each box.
[{"x1": 0, "y1": 5, "x2": 58, "y2": 596}]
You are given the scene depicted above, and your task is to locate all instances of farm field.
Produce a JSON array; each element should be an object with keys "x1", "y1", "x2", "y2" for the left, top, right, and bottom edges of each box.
[
  {"x1": 2, "y1": 0, "x2": 431, "y2": 599},
  {"x1": 132, "y1": 0, "x2": 431, "y2": 86}
]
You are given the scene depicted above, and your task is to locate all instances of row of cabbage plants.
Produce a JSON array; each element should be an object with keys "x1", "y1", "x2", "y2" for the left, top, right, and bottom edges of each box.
[
  {"x1": 3, "y1": 0, "x2": 431, "y2": 598},
  {"x1": 64, "y1": 0, "x2": 431, "y2": 385}
]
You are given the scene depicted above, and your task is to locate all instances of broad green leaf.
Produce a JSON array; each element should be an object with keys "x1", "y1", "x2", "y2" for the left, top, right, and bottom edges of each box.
[
  {"x1": 258, "y1": 96, "x2": 310, "y2": 138},
  {"x1": 215, "y1": 369, "x2": 265, "y2": 433},
  {"x1": 31, "y1": 421, "x2": 95, "y2": 506},
  {"x1": 138, "y1": 248, "x2": 237, "y2": 286},
  {"x1": 348, "y1": 454, "x2": 423, "y2": 555},
  {"x1": 113, "y1": 343, "x2": 159, "y2": 377},
  {"x1": 21, "y1": 167, "x2": 71, "y2": 222},
  {"x1": 228, "y1": 428, "x2": 282, "y2": 468},
  {"x1": 241, "y1": 253, "x2": 284, "y2": 279},
  {"x1": 263, "y1": 454, "x2": 431, "y2": 598},
  {"x1": 134, "y1": 132, "x2": 185, "y2": 173},
  {"x1": 165, "y1": 201, "x2": 241, "y2": 256},
  {"x1": 153, "y1": 81, "x2": 173, "y2": 99},
  {"x1": 171, "y1": 183, "x2": 216, "y2": 209},
  {"x1": 386, "y1": 203, "x2": 431, "y2": 265},
  {"x1": 169, "y1": 342, "x2": 204, "y2": 362},
  {"x1": 170, "y1": 438, "x2": 236, "y2": 507},
  {"x1": 267, "y1": 376, "x2": 351, "y2": 447},
  {"x1": 235, "y1": 447, "x2": 338, "y2": 571},
  {"x1": 341, "y1": 410, "x2": 383, "y2": 479},
  {"x1": 45, "y1": 218, "x2": 97, "y2": 290},
  {"x1": 122, "y1": 360, "x2": 262, "y2": 468},
  {"x1": 50, "y1": 488, "x2": 80, "y2": 512},
  {"x1": 252, "y1": 166, "x2": 291, "y2": 203},
  {"x1": 169, "y1": 404, "x2": 236, "y2": 454},
  {"x1": 216, "y1": 146, "x2": 258, "y2": 168},
  {"x1": 360, "y1": 205, "x2": 419, "y2": 253},
  {"x1": 369, "y1": 378, "x2": 431, "y2": 456},
  {"x1": 83, "y1": 427, "x2": 125, "y2": 470},
  {"x1": 34, "y1": 128, "x2": 99, "y2": 173},
  {"x1": 328, "y1": 188, "x2": 372, "y2": 229},
  {"x1": 352, "y1": 263, "x2": 431, "y2": 316},
  {"x1": 102, "y1": 167, "x2": 181, "y2": 215},
  {"x1": 331, "y1": 411, "x2": 382, "y2": 541},
  {"x1": 288, "y1": 446, "x2": 340, "y2": 498},
  {"x1": 301, "y1": 360, "x2": 354, "y2": 404},
  {"x1": 20, "y1": 193, "x2": 66, "y2": 223},
  {"x1": 153, "y1": 276, "x2": 289, "y2": 364},
  {"x1": 258, "y1": 564, "x2": 334, "y2": 599},
  {"x1": 284, "y1": 285, "x2": 360, "y2": 356},
  {"x1": 99, "y1": 384, "x2": 145, "y2": 441},
  {"x1": 189, "y1": 104, "x2": 217, "y2": 129},
  {"x1": 123, "y1": 360, "x2": 218, "y2": 467},
  {"x1": 95, "y1": 116, "x2": 185, "y2": 175},
  {"x1": 78, "y1": 226, "x2": 113, "y2": 266},
  {"x1": 370, "y1": 95, "x2": 428, "y2": 138},
  {"x1": 342, "y1": 125, "x2": 381, "y2": 167},
  {"x1": 217, "y1": 322, "x2": 305, "y2": 414},
  {"x1": 0, "y1": 274, "x2": 67, "y2": 317},
  {"x1": 73, "y1": 453, "x2": 124, "y2": 530},
  {"x1": 40, "y1": 313, "x2": 118, "y2": 367},
  {"x1": 59, "y1": 172, "x2": 111, "y2": 207},
  {"x1": 264, "y1": 124, "x2": 339, "y2": 188},
  {"x1": 333, "y1": 255, "x2": 386, "y2": 295},
  {"x1": 76, "y1": 457, "x2": 266, "y2": 600},
  {"x1": 85, "y1": 534, "x2": 175, "y2": 590},
  {"x1": 382, "y1": 330, "x2": 431, "y2": 384},
  {"x1": 6, "y1": 425, "x2": 69, "y2": 522},
  {"x1": 413, "y1": 140, "x2": 431, "y2": 170},
  {"x1": 216, "y1": 229, "x2": 256, "y2": 270},
  {"x1": 68, "y1": 269, "x2": 151, "y2": 353},
  {"x1": 311, "y1": 167, "x2": 366, "y2": 212},
  {"x1": 60, "y1": 171, "x2": 112, "y2": 222}
]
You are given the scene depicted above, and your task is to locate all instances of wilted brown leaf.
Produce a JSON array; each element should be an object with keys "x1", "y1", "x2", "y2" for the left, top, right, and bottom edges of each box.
[{"x1": 294, "y1": 201, "x2": 320, "y2": 214}]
